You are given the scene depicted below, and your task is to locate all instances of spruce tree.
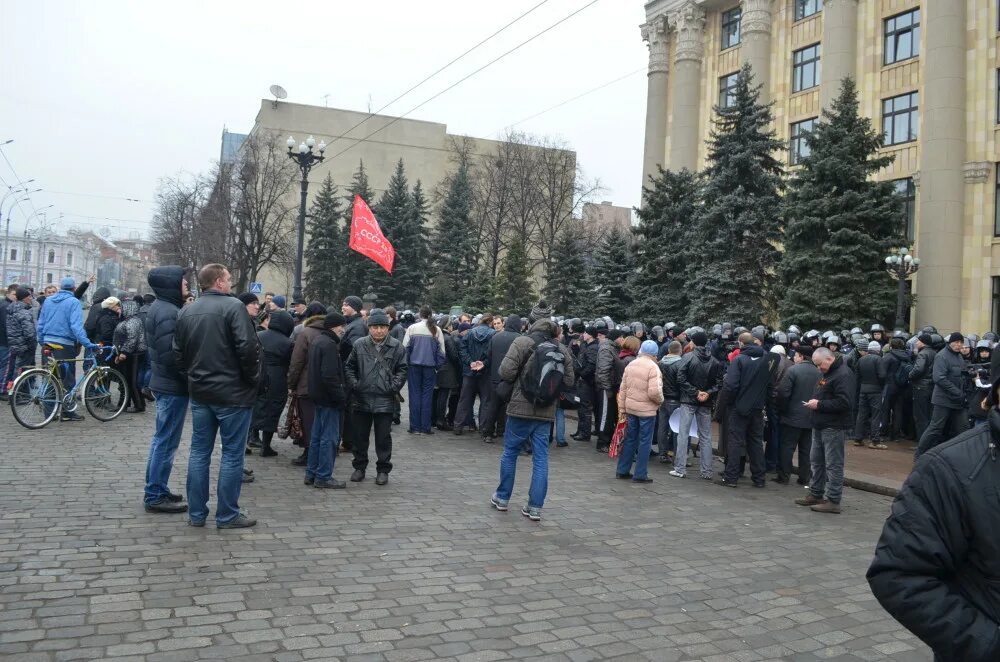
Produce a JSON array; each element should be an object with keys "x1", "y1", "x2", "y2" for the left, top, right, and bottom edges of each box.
[
  {"x1": 494, "y1": 236, "x2": 535, "y2": 316},
  {"x1": 466, "y1": 268, "x2": 497, "y2": 313},
  {"x1": 394, "y1": 179, "x2": 430, "y2": 306},
  {"x1": 303, "y1": 174, "x2": 344, "y2": 304},
  {"x1": 779, "y1": 77, "x2": 900, "y2": 328},
  {"x1": 372, "y1": 159, "x2": 412, "y2": 303},
  {"x1": 632, "y1": 167, "x2": 699, "y2": 325},
  {"x1": 591, "y1": 227, "x2": 634, "y2": 322},
  {"x1": 543, "y1": 226, "x2": 588, "y2": 315},
  {"x1": 687, "y1": 63, "x2": 785, "y2": 326},
  {"x1": 339, "y1": 160, "x2": 379, "y2": 301},
  {"x1": 428, "y1": 159, "x2": 475, "y2": 310}
]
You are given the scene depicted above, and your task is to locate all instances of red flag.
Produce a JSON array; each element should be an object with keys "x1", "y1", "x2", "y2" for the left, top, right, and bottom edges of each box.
[{"x1": 349, "y1": 195, "x2": 395, "y2": 274}]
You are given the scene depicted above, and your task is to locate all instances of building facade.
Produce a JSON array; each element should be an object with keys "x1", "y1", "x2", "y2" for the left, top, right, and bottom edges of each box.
[
  {"x1": 582, "y1": 201, "x2": 635, "y2": 237},
  {"x1": 641, "y1": 0, "x2": 995, "y2": 332},
  {"x1": 1, "y1": 231, "x2": 101, "y2": 297}
]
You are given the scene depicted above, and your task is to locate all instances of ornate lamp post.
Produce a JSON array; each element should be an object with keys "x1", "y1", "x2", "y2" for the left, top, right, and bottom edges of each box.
[
  {"x1": 884, "y1": 247, "x2": 920, "y2": 332},
  {"x1": 286, "y1": 135, "x2": 325, "y2": 303}
]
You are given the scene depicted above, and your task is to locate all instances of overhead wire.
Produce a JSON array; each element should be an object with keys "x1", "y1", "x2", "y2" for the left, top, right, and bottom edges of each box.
[{"x1": 323, "y1": 0, "x2": 602, "y2": 163}]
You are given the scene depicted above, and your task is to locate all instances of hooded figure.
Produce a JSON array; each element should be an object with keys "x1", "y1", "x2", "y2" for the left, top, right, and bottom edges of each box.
[
  {"x1": 85, "y1": 286, "x2": 111, "y2": 342},
  {"x1": 114, "y1": 299, "x2": 148, "y2": 413},
  {"x1": 251, "y1": 310, "x2": 295, "y2": 455}
]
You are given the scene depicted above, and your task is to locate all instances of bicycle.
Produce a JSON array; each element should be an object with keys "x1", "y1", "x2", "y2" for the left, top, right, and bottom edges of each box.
[{"x1": 8, "y1": 344, "x2": 128, "y2": 429}]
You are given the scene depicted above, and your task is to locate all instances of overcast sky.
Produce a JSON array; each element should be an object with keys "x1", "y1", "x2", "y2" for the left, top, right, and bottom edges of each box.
[{"x1": 1, "y1": 0, "x2": 648, "y2": 241}]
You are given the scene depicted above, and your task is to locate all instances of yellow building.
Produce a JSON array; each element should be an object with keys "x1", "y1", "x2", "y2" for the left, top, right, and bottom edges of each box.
[{"x1": 641, "y1": 0, "x2": 997, "y2": 332}]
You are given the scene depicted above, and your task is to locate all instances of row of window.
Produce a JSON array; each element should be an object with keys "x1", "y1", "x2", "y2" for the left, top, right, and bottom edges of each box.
[
  {"x1": 7, "y1": 248, "x2": 74, "y2": 266},
  {"x1": 719, "y1": 4, "x2": 918, "y2": 69}
]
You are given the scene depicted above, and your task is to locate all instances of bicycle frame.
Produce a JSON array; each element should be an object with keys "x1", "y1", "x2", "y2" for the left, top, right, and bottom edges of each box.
[{"x1": 41, "y1": 344, "x2": 116, "y2": 406}]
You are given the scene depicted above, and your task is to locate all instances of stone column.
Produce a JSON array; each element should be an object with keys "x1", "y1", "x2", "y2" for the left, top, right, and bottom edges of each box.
[
  {"x1": 819, "y1": 0, "x2": 858, "y2": 109},
  {"x1": 640, "y1": 16, "x2": 670, "y2": 195},
  {"x1": 915, "y1": 2, "x2": 966, "y2": 329},
  {"x1": 740, "y1": 0, "x2": 773, "y2": 100},
  {"x1": 667, "y1": 1, "x2": 706, "y2": 173}
]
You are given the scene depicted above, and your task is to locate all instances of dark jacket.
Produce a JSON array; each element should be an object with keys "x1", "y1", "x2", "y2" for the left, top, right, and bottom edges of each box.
[
  {"x1": 345, "y1": 334, "x2": 408, "y2": 413},
  {"x1": 878, "y1": 348, "x2": 912, "y2": 393},
  {"x1": 487, "y1": 315, "x2": 521, "y2": 382},
  {"x1": 595, "y1": 339, "x2": 617, "y2": 391},
  {"x1": 307, "y1": 329, "x2": 348, "y2": 409},
  {"x1": 575, "y1": 338, "x2": 598, "y2": 385},
  {"x1": 84, "y1": 286, "x2": 111, "y2": 342},
  {"x1": 340, "y1": 312, "x2": 368, "y2": 363},
  {"x1": 774, "y1": 361, "x2": 821, "y2": 429},
  {"x1": 498, "y1": 320, "x2": 574, "y2": 423},
  {"x1": 287, "y1": 316, "x2": 326, "y2": 397},
  {"x1": 857, "y1": 353, "x2": 883, "y2": 394},
  {"x1": 909, "y1": 345, "x2": 937, "y2": 390},
  {"x1": 95, "y1": 308, "x2": 119, "y2": 346},
  {"x1": 436, "y1": 332, "x2": 462, "y2": 391},
  {"x1": 0, "y1": 297, "x2": 10, "y2": 346},
  {"x1": 173, "y1": 290, "x2": 262, "y2": 406},
  {"x1": 659, "y1": 354, "x2": 683, "y2": 402},
  {"x1": 113, "y1": 300, "x2": 146, "y2": 356},
  {"x1": 931, "y1": 345, "x2": 967, "y2": 410},
  {"x1": 723, "y1": 343, "x2": 771, "y2": 416},
  {"x1": 459, "y1": 324, "x2": 495, "y2": 377},
  {"x1": 867, "y1": 410, "x2": 1000, "y2": 662},
  {"x1": 677, "y1": 346, "x2": 724, "y2": 407},
  {"x1": 252, "y1": 311, "x2": 294, "y2": 432},
  {"x1": 810, "y1": 356, "x2": 855, "y2": 429},
  {"x1": 5, "y1": 300, "x2": 35, "y2": 356},
  {"x1": 145, "y1": 266, "x2": 186, "y2": 396}
]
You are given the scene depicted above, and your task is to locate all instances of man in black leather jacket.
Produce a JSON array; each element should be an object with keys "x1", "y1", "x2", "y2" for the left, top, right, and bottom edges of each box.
[
  {"x1": 868, "y1": 406, "x2": 1000, "y2": 662},
  {"x1": 572, "y1": 326, "x2": 599, "y2": 442},
  {"x1": 173, "y1": 264, "x2": 261, "y2": 529},
  {"x1": 345, "y1": 308, "x2": 407, "y2": 486}
]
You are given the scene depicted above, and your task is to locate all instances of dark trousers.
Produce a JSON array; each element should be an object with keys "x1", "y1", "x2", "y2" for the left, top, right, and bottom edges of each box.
[
  {"x1": 595, "y1": 389, "x2": 618, "y2": 448},
  {"x1": 121, "y1": 353, "x2": 145, "y2": 411},
  {"x1": 447, "y1": 390, "x2": 459, "y2": 426},
  {"x1": 915, "y1": 405, "x2": 968, "y2": 458},
  {"x1": 352, "y1": 411, "x2": 393, "y2": 474},
  {"x1": 879, "y1": 387, "x2": 910, "y2": 440},
  {"x1": 479, "y1": 379, "x2": 508, "y2": 438},
  {"x1": 433, "y1": 388, "x2": 453, "y2": 426},
  {"x1": 778, "y1": 424, "x2": 812, "y2": 484},
  {"x1": 854, "y1": 391, "x2": 882, "y2": 441},
  {"x1": 574, "y1": 382, "x2": 594, "y2": 438},
  {"x1": 911, "y1": 385, "x2": 932, "y2": 443},
  {"x1": 764, "y1": 405, "x2": 780, "y2": 471},
  {"x1": 50, "y1": 344, "x2": 77, "y2": 393},
  {"x1": 299, "y1": 396, "x2": 315, "y2": 450},
  {"x1": 656, "y1": 400, "x2": 679, "y2": 456},
  {"x1": 407, "y1": 365, "x2": 436, "y2": 433},
  {"x1": 455, "y1": 373, "x2": 491, "y2": 430},
  {"x1": 725, "y1": 409, "x2": 766, "y2": 484}
]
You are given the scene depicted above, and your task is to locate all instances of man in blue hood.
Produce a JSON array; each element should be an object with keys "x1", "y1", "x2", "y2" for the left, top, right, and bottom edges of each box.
[
  {"x1": 36, "y1": 276, "x2": 97, "y2": 421},
  {"x1": 142, "y1": 266, "x2": 191, "y2": 514}
]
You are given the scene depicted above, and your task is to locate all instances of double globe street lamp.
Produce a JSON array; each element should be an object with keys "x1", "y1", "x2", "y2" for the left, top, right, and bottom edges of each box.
[
  {"x1": 885, "y1": 247, "x2": 920, "y2": 332},
  {"x1": 286, "y1": 135, "x2": 326, "y2": 303}
]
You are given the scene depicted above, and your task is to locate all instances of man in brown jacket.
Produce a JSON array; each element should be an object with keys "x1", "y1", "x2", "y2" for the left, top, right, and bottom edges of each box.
[
  {"x1": 489, "y1": 320, "x2": 574, "y2": 522},
  {"x1": 286, "y1": 304, "x2": 327, "y2": 466}
]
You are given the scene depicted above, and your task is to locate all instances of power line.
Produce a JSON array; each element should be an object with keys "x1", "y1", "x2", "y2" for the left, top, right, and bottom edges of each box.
[
  {"x1": 483, "y1": 67, "x2": 645, "y2": 139},
  {"x1": 0, "y1": 146, "x2": 41, "y2": 223},
  {"x1": 324, "y1": 0, "x2": 602, "y2": 163},
  {"x1": 44, "y1": 189, "x2": 146, "y2": 203},
  {"x1": 323, "y1": 0, "x2": 553, "y2": 152}
]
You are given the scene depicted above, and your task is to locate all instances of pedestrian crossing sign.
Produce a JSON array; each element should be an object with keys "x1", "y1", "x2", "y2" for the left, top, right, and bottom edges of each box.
[{"x1": 249, "y1": 282, "x2": 263, "y2": 294}]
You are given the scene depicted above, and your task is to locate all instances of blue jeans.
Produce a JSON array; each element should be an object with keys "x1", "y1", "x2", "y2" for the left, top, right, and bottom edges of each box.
[
  {"x1": 553, "y1": 408, "x2": 565, "y2": 444},
  {"x1": 616, "y1": 414, "x2": 656, "y2": 479},
  {"x1": 306, "y1": 406, "x2": 341, "y2": 481},
  {"x1": 407, "y1": 365, "x2": 436, "y2": 433},
  {"x1": 0, "y1": 345, "x2": 11, "y2": 394},
  {"x1": 143, "y1": 393, "x2": 190, "y2": 505},
  {"x1": 186, "y1": 402, "x2": 253, "y2": 525},
  {"x1": 495, "y1": 416, "x2": 550, "y2": 509},
  {"x1": 139, "y1": 352, "x2": 151, "y2": 390}
]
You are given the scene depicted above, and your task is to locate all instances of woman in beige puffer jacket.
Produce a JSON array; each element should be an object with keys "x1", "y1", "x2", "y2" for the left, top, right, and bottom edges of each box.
[{"x1": 614, "y1": 340, "x2": 664, "y2": 483}]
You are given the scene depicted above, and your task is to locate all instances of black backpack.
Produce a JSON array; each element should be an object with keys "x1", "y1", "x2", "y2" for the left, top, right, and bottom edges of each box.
[
  {"x1": 893, "y1": 356, "x2": 912, "y2": 388},
  {"x1": 519, "y1": 340, "x2": 566, "y2": 407}
]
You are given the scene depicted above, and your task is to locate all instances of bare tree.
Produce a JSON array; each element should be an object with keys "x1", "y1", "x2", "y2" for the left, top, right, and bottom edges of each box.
[{"x1": 150, "y1": 173, "x2": 210, "y2": 275}]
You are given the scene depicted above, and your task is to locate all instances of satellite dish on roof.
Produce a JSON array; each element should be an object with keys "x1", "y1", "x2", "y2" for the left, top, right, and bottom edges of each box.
[{"x1": 270, "y1": 84, "x2": 287, "y2": 108}]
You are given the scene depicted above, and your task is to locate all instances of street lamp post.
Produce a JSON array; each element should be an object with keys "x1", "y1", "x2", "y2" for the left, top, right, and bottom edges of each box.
[
  {"x1": 1, "y1": 192, "x2": 34, "y2": 285},
  {"x1": 286, "y1": 135, "x2": 325, "y2": 303},
  {"x1": 884, "y1": 247, "x2": 921, "y2": 332}
]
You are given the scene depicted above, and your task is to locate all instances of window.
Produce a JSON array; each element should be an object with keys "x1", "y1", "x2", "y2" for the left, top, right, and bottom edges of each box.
[
  {"x1": 995, "y1": 164, "x2": 1000, "y2": 236},
  {"x1": 45, "y1": 273, "x2": 53, "y2": 285},
  {"x1": 792, "y1": 44, "x2": 821, "y2": 93},
  {"x1": 882, "y1": 92, "x2": 919, "y2": 145},
  {"x1": 993, "y1": 277, "x2": 1000, "y2": 334},
  {"x1": 47, "y1": 249, "x2": 55, "y2": 264},
  {"x1": 721, "y1": 7, "x2": 741, "y2": 50},
  {"x1": 794, "y1": 0, "x2": 822, "y2": 21},
  {"x1": 66, "y1": 251, "x2": 73, "y2": 267},
  {"x1": 893, "y1": 178, "x2": 916, "y2": 242},
  {"x1": 24, "y1": 249, "x2": 31, "y2": 262},
  {"x1": 9, "y1": 248, "x2": 16, "y2": 261},
  {"x1": 884, "y1": 9, "x2": 920, "y2": 65},
  {"x1": 996, "y1": 69, "x2": 1000, "y2": 124},
  {"x1": 719, "y1": 72, "x2": 739, "y2": 109},
  {"x1": 789, "y1": 118, "x2": 817, "y2": 165}
]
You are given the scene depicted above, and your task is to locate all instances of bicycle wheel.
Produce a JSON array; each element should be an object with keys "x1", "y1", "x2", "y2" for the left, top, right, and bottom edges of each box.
[
  {"x1": 83, "y1": 367, "x2": 128, "y2": 422},
  {"x1": 9, "y1": 369, "x2": 62, "y2": 429}
]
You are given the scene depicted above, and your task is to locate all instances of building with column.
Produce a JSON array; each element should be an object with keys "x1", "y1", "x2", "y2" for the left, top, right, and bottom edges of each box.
[
  {"x1": 0, "y1": 230, "x2": 101, "y2": 297},
  {"x1": 640, "y1": 0, "x2": 996, "y2": 333}
]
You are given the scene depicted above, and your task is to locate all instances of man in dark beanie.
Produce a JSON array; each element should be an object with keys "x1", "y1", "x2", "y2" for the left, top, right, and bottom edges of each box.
[
  {"x1": 5, "y1": 287, "x2": 36, "y2": 372},
  {"x1": 529, "y1": 300, "x2": 552, "y2": 324},
  {"x1": 345, "y1": 308, "x2": 407, "y2": 486},
  {"x1": 915, "y1": 332, "x2": 969, "y2": 457},
  {"x1": 340, "y1": 296, "x2": 368, "y2": 453},
  {"x1": 671, "y1": 330, "x2": 724, "y2": 480},
  {"x1": 305, "y1": 312, "x2": 349, "y2": 489},
  {"x1": 908, "y1": 333, "x2": 937, "y2": 443}
]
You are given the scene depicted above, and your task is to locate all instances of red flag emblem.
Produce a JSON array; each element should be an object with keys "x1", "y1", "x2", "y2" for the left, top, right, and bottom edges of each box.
[{"x1": 349, "y1": 195, "x2": 395, "y2": 274}]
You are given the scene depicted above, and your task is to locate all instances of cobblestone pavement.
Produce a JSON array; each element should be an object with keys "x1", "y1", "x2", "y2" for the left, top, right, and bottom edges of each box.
[{"x1": 0, "y1": 406, "x2": 928, "y2": 662}]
